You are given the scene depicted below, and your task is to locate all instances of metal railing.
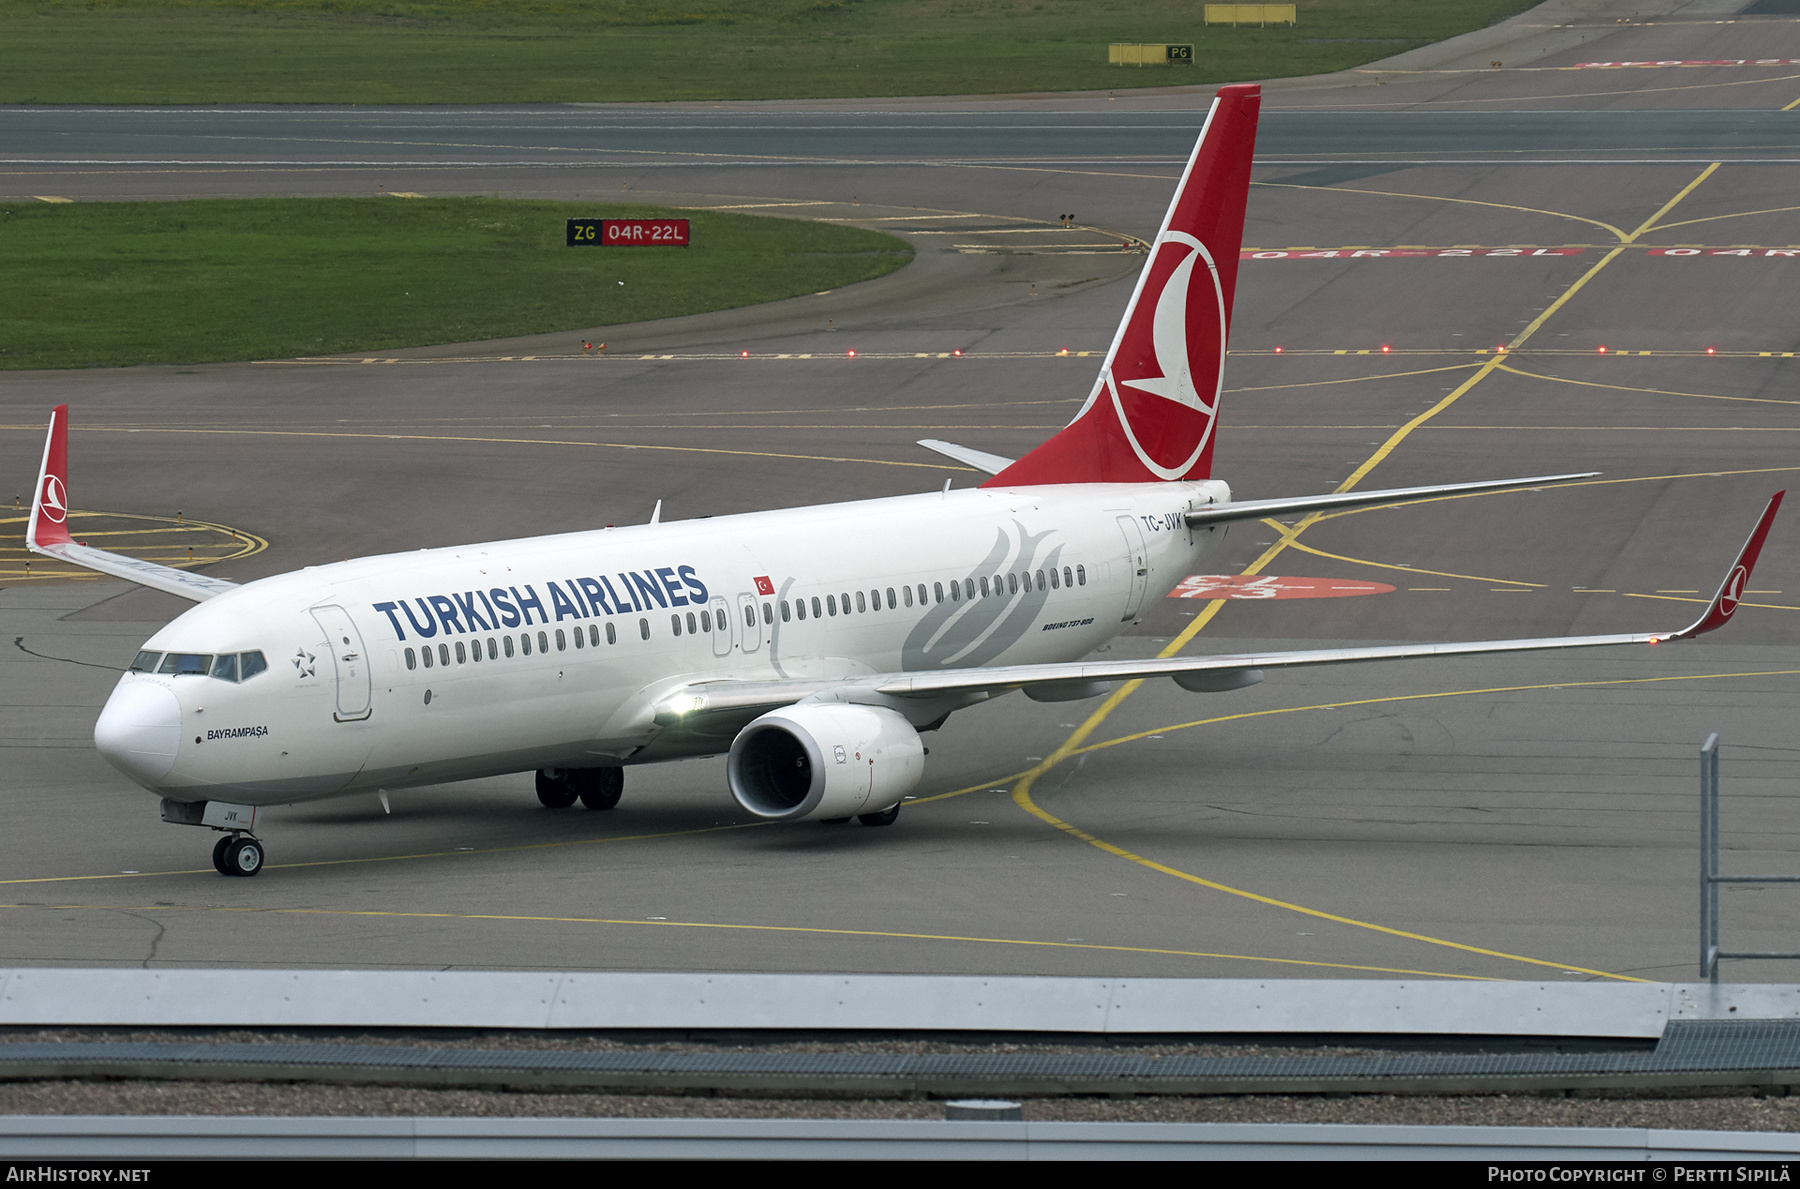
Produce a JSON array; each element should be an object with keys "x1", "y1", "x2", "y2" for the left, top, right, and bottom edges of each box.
[{"x1": 1700, "y1": 733, "x2": 1800, "y2": 982}]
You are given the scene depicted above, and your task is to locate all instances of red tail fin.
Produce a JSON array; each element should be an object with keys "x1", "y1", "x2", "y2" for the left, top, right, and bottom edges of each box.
[
  {"x1": 27, "y1": 404, "x2": 74, "y2": 550},
  {"x1": 985, "y1": 84, "x2": 1260, "y2": 487}
]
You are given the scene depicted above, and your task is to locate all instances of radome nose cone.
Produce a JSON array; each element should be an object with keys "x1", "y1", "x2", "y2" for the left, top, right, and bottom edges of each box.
[{"x1": 94, "y1": 681, "x2": 182, "y2": 787}]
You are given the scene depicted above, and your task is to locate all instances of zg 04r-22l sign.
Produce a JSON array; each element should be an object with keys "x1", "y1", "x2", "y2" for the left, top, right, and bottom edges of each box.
[{"x1": 566, "y1": 218, "x2": 691, "y2": 247}]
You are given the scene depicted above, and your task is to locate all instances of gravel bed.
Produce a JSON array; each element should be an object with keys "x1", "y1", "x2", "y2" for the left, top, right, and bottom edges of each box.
[{"x1": 0, "y1": 1081, "x2": 1795, "y2": 1129}]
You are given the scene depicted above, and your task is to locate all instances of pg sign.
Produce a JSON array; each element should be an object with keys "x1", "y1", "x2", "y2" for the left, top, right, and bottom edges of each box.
[{"x1": 567, "y1": 218, "x2": 691, "y2": 247}]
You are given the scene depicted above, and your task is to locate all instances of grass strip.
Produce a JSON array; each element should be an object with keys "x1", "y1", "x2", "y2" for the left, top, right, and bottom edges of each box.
[
  {"x1": 0, "y1": 197, "x2": 912, "y2": 369},
  {"x1": 0, "y1": 0, "x2": 1541, "y2": 104}
]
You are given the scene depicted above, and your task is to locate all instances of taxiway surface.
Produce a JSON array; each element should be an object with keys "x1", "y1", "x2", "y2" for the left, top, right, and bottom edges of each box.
[{"x1": 4, "y1": 3, "x2": 1800, "y2": 986}]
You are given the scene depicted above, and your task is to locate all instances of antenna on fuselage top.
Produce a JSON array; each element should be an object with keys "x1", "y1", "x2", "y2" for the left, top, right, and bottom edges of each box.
[{"x1": 649, "y1": 499, "x2": 662, "y2": 525}]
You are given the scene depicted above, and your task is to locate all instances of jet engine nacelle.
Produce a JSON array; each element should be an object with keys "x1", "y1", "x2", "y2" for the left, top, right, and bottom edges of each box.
[{"x1": 727, "y1": 703, "x2": 924, "y2": 822}]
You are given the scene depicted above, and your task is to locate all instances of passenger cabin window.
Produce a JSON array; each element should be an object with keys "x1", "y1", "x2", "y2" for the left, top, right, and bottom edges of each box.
[
  {"x1": 744, "y1": 604, "x2": 756, "y2": 628},
  {"x1": 589, "y1": 625, "x2": 600, "y2": 647},
  {"x1": 405, "y1": 648, "x2": 417, "y2": 670},
  {"x1": 811, "y1": 597, "x2": 821, "y2": 619},
  {"x1": 1036, "y1": 569, "x2": 1046, "y2": 591},
  {"x1": 903, "y1": 586, "x2": 913, "y2": 608},
  {"x1": 917, "y1": 584, "x2": 927, "y2": 606},
  {"x1": 537, "y1": 630, "x2": 548, "y2": 653},
  {"x1": 1077, "y1": 564, "x2": 1086, "y2": 586},
  {"x1": 438, "y1": 643, "x2": 450, "y2": 667},
  {"x1": 471, "y1": 640, "x2": 483, "y2": 662},
  {"x1": 855, "y1": 591, "x2": 866, "y2": 614},
  {"x1": 1063, "y1": 565, "x2": 1073, "y2": 588},
  {"x1": 672, "y1": 614, "x2": 683, "y2": 637},
  {"x1": 762, "y1": 603, "x2": 773, "y2": 625},
  {"x1": 455, "y1": 641, "x2": 466, "y2": 664},
  {"x1": 1050, "y1": 568, "x2": 1060, "y2": 589},
  {"x1": 827, "y1": 595, "x2": 837, "y2": 616},
  {"x1": 979, "y1": 577, "x2": 990, "y2": 598},
  {"x1": 422, "y1": 647, "x2": 435, "y2": 669},
  {"x1": 521, "y1": 634, "x2": 532, "y2": 656},
  {"x1": 606, "y1": 623, "x2": 617, "y2": 645},
  {"x1": 935, "y1": 582, "x2": 945, "y2": 603},
  {"x1": 129, "y1": 651, "x2": 162, "y2": 673},
  {"x1": 1007, "y1": 574, "x2": 1018, "y2": 595},
  {"x1": 487, "y1": 638, "x2": 498, "y2": 660},
  {"x1": 781, "y1": 600, "x2": 792, "y2": 622},
  {"x1": 639, "y1": 618, "x2": 650, "y2": 640},
  {"x1": 949, "y1": 582, "x2": 960, "y2": 602},
  {"x1": 555, "y1": 629, "x2": 566, "y2": 651},
  {"x1": 839, "y1": 592, "x2": 850, "y2": 613},
  {"x1": 503, "y1": 635, "x2": 515, "y2": 658},
  {"x1": 573, "y1": 627, "x2": 584, "y2": 649},
  {"x1": 886, "y1": 587, "x2": 896, "y2": 609}
]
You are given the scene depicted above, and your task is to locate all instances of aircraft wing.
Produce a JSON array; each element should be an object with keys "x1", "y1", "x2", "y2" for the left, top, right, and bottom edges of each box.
[
  {"x1": 658, "y1": 491, "x2": 1783, "y2": 723},
  {"x1": 1184, "y1": 472, "x2": 1599, "y2": 528},
  {"x1": 24, "y1": 405, "x2": 237, "y2": 603}
]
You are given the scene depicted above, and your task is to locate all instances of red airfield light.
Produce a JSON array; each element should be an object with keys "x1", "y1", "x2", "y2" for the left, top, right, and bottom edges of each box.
[
  {"x1": 954, "y1": 349, "x2": 963, "y2": 356},
  {"x1": 1707, "y1": 347, "x2": 1716, "y2": 355},
  {"x1": 1598, "y1": 345, "x2": 1608, "y2": 354},
  {"x1": 1058, "y1": 348, "x2": 1069, "y2": 356},
  {"x1": 741, "y1": 350, "x2": 749, "y2": 357},
  {"x1": 1380, "y1": 344, "x2": 1391, "y2": 353},
  {"x1": 848, "y1": 349, "x2": 856, "y2": 357},
  {"x1": 1273, "y1": 346, "x2": 1283, "y2": 354}
]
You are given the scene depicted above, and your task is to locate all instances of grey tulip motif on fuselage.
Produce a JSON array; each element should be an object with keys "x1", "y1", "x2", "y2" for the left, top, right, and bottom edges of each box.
[{"x1": 901, "y1": 523, "x2": 1061, "y2": 670}]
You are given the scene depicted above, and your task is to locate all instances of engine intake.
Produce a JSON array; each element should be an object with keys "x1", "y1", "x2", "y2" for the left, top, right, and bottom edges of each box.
[{"x1": 728, "y1": 703, "x2": 924, "y2": 822}]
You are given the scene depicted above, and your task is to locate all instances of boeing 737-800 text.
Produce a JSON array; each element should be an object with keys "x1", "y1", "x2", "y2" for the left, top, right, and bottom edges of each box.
[{"x1": 26, "y1": 85, "x2": 1782, "y2": 876}]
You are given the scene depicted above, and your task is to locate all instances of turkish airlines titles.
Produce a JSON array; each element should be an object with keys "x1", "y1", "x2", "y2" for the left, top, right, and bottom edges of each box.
[{"x1": 373, "y1": 565, "x2": 711, "y2": 642}]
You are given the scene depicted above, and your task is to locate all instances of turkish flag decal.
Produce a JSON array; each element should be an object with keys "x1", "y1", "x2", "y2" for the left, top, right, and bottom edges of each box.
[{"x1": 753, "y1": 575, "x2": 775, "y2": 596}]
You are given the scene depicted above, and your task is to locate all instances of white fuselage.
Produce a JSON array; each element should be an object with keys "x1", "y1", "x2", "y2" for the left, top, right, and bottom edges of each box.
[{"x1": 99, "y1": 481, "x2": 1231, "y2": 806}]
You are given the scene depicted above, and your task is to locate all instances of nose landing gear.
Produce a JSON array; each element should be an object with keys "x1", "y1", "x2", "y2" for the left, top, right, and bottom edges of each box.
[{"x1": 210, "y1": 832, "x2": 265, "y2": 877}]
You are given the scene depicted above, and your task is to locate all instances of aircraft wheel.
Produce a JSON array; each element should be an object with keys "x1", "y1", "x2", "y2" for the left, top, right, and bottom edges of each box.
[
  {"x1": 223, "y1": 836, "x2": 264, "y2": 877},
  {"x1": 858, "y1": 805, "x2": 900, "y2": 827},
  {"x1": 212, "y1": 835, "x2": 233, "y2": 875},
  {"x1": 576, "y1": 767, "x2": 623, "y2": 811},
  {"x1": 536, "y1": 768, "x2": 578, "y2": 808}
]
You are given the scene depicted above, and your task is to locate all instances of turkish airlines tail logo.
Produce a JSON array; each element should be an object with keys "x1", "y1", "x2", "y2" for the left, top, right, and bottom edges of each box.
[
  {"x1": 27, "y1": 404, "x2": 74, "y2": 550},
  {"x1": 986, "y1": 84, "x2": 1260, "y2": 488}
]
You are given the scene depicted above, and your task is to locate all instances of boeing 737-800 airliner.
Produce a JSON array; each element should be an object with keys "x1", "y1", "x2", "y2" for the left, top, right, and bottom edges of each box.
[{"x1": 26, "y1": 84, "x2": 1783, "y2": 876}]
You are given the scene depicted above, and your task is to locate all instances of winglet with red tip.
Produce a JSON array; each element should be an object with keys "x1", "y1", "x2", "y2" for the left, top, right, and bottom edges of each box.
[
  {"x1": 23, "y1": 405, "x2": 237, "y2": 602},
  {"x1": 26, "y1": 404, "x2": 74, "y2": 551},
  {"x1": 1667, "y1": 490, "x2": 1785, "y2": 641}
]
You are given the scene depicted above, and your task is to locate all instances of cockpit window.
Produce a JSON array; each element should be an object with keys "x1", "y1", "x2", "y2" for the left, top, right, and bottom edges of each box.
[
  {"x1": 211, "y1": 653, "x2": 239, "y2": 683},
  {"x1": 158, "y1": 653, "x2": 212, "y2": 677},
  {"x1": 129, "y1": 651, "x2": 162, "y2": 674},
  {"x1": 239, "y1": 651, "x2": 267, "y2": 680}
]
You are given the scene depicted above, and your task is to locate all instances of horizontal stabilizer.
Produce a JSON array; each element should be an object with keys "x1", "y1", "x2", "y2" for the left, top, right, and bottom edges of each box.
[
  {"x1": 916, "y1": 440, "x2": 1015, "y2": 476},
  {"x1": 1185, "y1": 472, "x2": 1599, "y2": 528}
]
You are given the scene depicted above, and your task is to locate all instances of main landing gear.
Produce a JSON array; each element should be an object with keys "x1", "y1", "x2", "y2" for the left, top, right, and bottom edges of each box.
[
  {"x1": 211, "y1": 832, "x2": 264, "y2": 877},
  {"x1": 536, "y1": 767, "x2": 624, "y2": 811},
  {"x1": 820, "y1": 804, "x2": 901, "y2": 827}
]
